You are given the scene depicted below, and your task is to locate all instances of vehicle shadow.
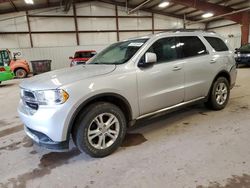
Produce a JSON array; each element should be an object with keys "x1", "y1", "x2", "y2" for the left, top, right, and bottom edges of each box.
[{"x1": 129, "y1": 103, "x2": 210, "y2": 134}]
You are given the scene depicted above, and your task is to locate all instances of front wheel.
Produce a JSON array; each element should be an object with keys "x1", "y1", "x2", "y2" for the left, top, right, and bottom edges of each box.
[
  {"x1": 72, "y1": 102, "x2": 127, "y2": 158},
  {"x1": 205, "y1": 77, "x2": 230, "y2": 110}
]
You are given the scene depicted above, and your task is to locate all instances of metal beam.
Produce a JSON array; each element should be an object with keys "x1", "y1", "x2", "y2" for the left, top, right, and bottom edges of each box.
[
  {"x1": 115, "y1": 4, "x2": 119, "y2": 41},
  {"x1": 187, "y1": 7, "x2": 250, "y2": 24},
  {"x1": 229, "y1": 0, "x2": 249, "y2": 8},
  {"x1": 173, "y1": 6, "x2": 188, "y2": 14},
  {"x1": 208, "y1": 23, "x2": 238, "y2": 30},
  {"x1": 0, "y1": 28, "x2": 205, "y2": 35},
  {"x1": 8, "y1": 0, "x2": 18, "y2": 12},
  {"x1": 170, "y1": 0, "x2": 242, "y2": 23},
  {"x1": 72, "y1": 3, "x2": 79, "y2": 45},
  {"x1": 98, "y1": 0, "x2": 194, "y2": 21},
  {"x1": 215, "y1": 0, "x2": 230, "y2": 5},
  {"x1": 26, "y1": 11, "x2": 33, "y2": 48},
  {"x1": 128, "y1": 0, "x2": 152, "y2": 14},
  {"x1": 27, "y1": 15, "x2": 153, "y2": 18},
  {"x1": 0, "y1": 2, "x2": 60, "y2": 14},
  {"x1": 185, "y1": 9, "x2": 199, "y2": 16},
  {"x1": 152, "y1": 12, "x2": 154, "y2": 34}
]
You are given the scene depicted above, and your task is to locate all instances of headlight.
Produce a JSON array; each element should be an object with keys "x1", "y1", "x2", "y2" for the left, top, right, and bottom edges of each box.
[{"x1": 35, "y1": 89, "x2": 69, "y2": 105}]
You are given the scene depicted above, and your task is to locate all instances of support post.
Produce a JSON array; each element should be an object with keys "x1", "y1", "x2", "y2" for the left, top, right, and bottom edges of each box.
[
  {"x1": 115, "y1": 4, "x2": 120, "y2": 41},
  {"x1": 152, "y1": 13, "x2": 154, "y2": 34},
  {"x1": 73, "y1": 3, "x2": 79, "y2": 45},
  {"x1": 26, "y1": 11, "x2": 33, "y2": 48},
  {"x1": 241, "y1": 12, "x2": 249, "y2": 45}
]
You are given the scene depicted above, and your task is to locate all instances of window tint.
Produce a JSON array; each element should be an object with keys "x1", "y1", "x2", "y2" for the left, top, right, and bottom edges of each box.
[
  {"x1": 179, "y1": 36, "x2": 207, "y2": 58},
  {"x1": 204, "y1": 36, "x2": 228, "y2": 52},
  {"x1": 146, "y1": 37, "x2": 179, "y2": 63}
]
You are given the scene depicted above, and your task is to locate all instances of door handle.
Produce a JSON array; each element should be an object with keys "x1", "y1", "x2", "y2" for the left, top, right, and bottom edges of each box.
[
  {"x1": 173, "y1": 66, "x2": 182, "y2": 71},
  {"x1": 210, "y1": 59, "x2": 216, "y2": 64}
]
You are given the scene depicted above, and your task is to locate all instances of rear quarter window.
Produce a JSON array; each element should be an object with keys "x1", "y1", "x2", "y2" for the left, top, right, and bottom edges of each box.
[{"x1": 204, "y1": 36, "x2": 228, "y2": 52}]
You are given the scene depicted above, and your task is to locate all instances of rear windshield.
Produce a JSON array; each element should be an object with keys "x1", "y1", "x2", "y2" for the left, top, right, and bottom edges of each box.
[{"x1": 204, "y1": 36, "x2": 228, "y2": 52}]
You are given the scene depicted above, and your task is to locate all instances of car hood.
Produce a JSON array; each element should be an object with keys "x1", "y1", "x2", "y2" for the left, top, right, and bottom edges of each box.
[{"x1": 20, "y1": 64, "x2": 116, "y2": 90}]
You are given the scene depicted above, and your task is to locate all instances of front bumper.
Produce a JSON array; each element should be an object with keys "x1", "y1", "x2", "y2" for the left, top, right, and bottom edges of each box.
[
  {"x1": 24, "y1": 126, "x2": 69, "y2": 150},
  {"x1": 18, "y1": 99, "x2": 72, "y2": 143}
]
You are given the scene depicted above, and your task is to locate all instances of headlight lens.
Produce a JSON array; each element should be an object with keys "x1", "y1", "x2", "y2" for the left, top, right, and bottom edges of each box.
[{"x1": 35, "y1": 89, "x2": 69, "y2": 105}]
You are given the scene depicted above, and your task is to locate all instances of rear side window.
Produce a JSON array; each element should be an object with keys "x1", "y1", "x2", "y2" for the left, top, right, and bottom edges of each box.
[
  {"x1": 179, "y1": 36, "x2": 207, "y2": 58},
  {"x1": 204, "y1": 36, "x2": 228, "y2": 52}
]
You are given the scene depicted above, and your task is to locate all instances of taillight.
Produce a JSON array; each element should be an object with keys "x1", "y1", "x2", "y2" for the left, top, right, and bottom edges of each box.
[{"x1": 0, "y1": 67, "x2": 6, "y2": 72}]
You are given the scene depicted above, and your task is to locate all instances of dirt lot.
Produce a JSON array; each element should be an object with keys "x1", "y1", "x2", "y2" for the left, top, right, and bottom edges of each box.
[{"x1": 0, "y1": 68, "x2": 250, "y2": 188}]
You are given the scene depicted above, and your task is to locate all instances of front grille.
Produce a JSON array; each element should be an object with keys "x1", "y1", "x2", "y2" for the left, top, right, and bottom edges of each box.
[
  {"x1": 26, "y1": 102, "x2": 39, "y2": 110},
  {"x1": 22, "y1": 89, "x2": 39, "y2": 111},
  {"x1": 24, "y1": 90, "x2": 35, "y2": 100}
]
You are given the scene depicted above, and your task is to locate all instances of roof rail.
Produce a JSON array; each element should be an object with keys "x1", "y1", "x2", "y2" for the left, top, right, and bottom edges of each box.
[{"x1": 155, "y1": 29, "x2": 215, "y2": 33}]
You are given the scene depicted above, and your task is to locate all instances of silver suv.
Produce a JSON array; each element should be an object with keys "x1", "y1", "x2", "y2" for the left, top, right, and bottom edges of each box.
[{"x1": 18, "y1": 31, "x2": 237, "y2": 157}]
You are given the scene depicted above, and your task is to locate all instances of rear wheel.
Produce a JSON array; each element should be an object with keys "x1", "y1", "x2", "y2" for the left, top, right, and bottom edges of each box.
[
  {"x1": 205, "y1": 77, "x2": 230, "y2": 110},
  {"x1": 15, "y1": 68, "x2": 27, "y2": 79},
  {"x1": 72, "y1": 102, "x2": 127, "y2": 158}
]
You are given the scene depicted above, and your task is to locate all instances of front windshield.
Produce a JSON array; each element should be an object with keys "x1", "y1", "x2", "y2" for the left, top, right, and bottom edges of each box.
[{"x1": 89, "y1": 38, "x2": 148, "y2": 65}]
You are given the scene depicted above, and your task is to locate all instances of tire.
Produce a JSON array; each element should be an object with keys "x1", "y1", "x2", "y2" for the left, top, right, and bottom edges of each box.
[
  {"x1": 15, "y1": 68, "x2": 27, "y2": 79},
  {"x1": 72, "y1": 102, "x2": 127, "y2": 158},
  {"x1": 205, "y1": 77, "x2": 230, "y2": 110}
]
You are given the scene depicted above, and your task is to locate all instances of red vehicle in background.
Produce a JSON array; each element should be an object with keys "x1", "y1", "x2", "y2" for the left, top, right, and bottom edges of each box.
[{"x1": 69, "y1": 50, "x2": 97, "y2": 67}]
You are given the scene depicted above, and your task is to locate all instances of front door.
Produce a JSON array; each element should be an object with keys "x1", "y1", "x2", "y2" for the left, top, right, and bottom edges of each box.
[{"x1": 137, "y1": 37, "x2": 185, "y2": 115}]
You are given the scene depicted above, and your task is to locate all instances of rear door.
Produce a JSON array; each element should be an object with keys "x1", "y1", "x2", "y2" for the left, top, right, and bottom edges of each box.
[{"x1": 178, "y1": 36, "x2": 215, "y2": 101}]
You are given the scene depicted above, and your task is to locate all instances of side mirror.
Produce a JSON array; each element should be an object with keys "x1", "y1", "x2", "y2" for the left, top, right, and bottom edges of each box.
[
  {"x1": 145, "y1": 52, "x2": 157, "y2": 64},
  {"x1": 235, "y1": 48, "x2": 239, "y2": 51},
  {"x1": 69, "y1": 56, "x2": 73, "y2": 59},
  {"x1": 138, "y1": 52, "x2": 157, "y2": 67}
]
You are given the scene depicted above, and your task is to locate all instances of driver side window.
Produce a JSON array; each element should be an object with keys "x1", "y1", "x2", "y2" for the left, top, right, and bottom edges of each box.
[{"x1": 142, "y1": 37, "x2": 179, "y2": 64}]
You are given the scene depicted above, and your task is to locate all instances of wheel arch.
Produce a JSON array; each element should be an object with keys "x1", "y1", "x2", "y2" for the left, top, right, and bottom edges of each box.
[
  {"x1": 67, "y1": 93, "x2": 133, "y2": 140},
  {"x1": 206, "y1": 70, "x2": 231, "y2": 99}
]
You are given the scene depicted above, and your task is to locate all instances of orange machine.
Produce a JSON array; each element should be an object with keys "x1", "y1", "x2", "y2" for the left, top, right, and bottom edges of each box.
[{"x1": 0, "y1": 49, "x2": 30, "y2": 78}]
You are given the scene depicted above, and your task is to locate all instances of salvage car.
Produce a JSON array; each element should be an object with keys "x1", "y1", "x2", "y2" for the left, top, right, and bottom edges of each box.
[{"x1": 18, "y1": 31, "x2": 237, "y2": 157}]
